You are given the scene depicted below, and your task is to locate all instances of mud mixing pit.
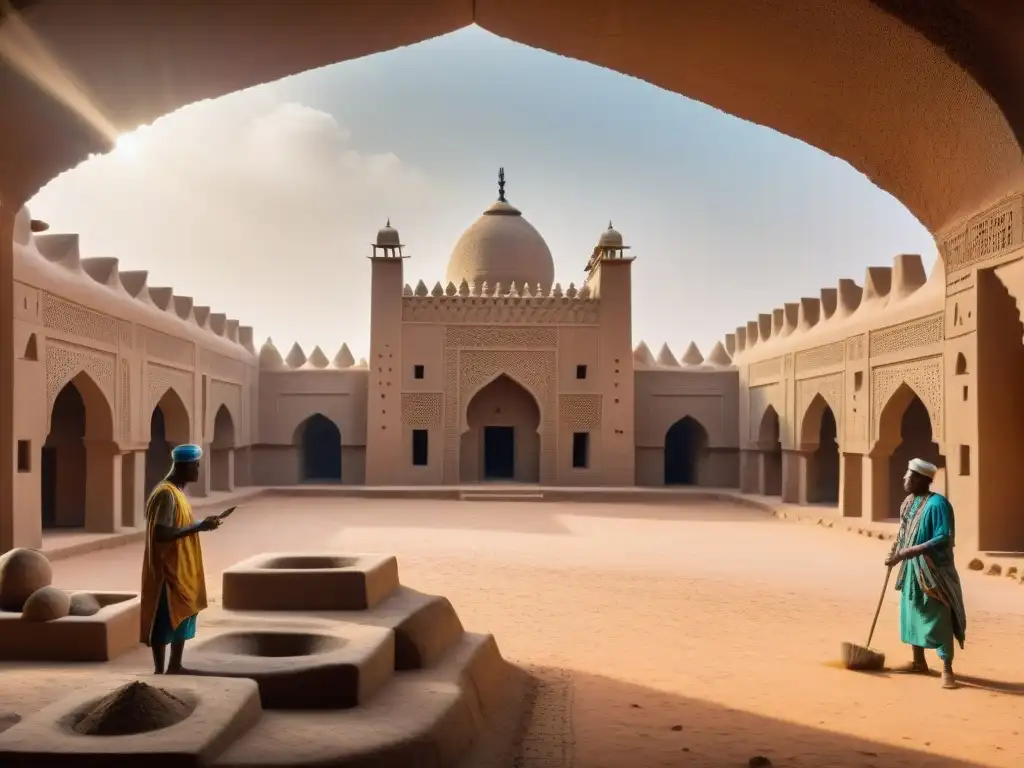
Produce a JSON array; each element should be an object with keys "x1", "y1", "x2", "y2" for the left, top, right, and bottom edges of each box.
[
  {"x1": 0, "y1": 676, "x2": 261, "y2": 768},
  {"x1": 186, "y1": 626, "x2": 395, "y2": 709},
  {"x1": 221, "y1": 552, "x2": 399, "y2": 611}
]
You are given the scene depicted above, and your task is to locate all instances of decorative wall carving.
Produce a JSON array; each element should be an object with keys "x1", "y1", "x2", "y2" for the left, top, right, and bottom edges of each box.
[
  {"x1": 42, "y1": 293, "x2": 118, "y2": 347},
  {"x1": 748, "y1": 356, "x2": 783, "y2": 385},
  {"x1": 147, "y1": 363, "x2": 194, "y2": 426},
  {"x1": 120, "y1": 359, "x2": 131, "y2": 439},
  {"x1": 442, "y1": 326, "x2": 557, "y2": 484},
  {"x1": 846, "y1": 335, "x2": 866, "y2": 362},
  {"x1": 403, "y1": 297, "x2": 599, "y2": 325},
  {"x1": 203, "y1": 349, "x2": 247, "y2": 383},
  {"x1": 794, "y1": 341, "x2": 844, "y2": 376},
  {"x1": 45, "y1": 342, "x2": 116, "y2": 418},
  {"x1": 559, "y1": 394, "x2": 602, "y2": 431},
  {"x1": 869, "y1": 313, "x2": 943, "y2": 357},
  {"x1": 401, "y1": 392, "x2": 443, "y2": 427},
  {"x1": 795, "y1": 373, "x2": 843, "y2": 443},
  {"x1": 942, "y1": 193, "x2": 1021, "y2": 275},
  {"x1": 119, "y1": 322, "x2": 134, "y2": 348},
  {"x1": 142, "y1": 326, "x2": 193, "y2": 368},
  {"x1": 870, "y1": 356, "x2": 943, "y2": 444},
  {"x1": 445, "y1": 326, "x2": 557, "y2": 349}
]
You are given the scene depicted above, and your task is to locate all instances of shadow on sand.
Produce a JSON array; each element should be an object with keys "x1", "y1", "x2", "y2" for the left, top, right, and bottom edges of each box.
[{"x1": 511, "y1": 665, "x2": 988, "y2": 768}]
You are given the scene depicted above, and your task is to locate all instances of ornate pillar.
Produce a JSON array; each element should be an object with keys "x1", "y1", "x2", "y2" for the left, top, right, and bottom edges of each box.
[
  {"x1": 861, "y1": 452, "x2": 890, "y2": 522},
  {"x1": 84, "y1": 440, "x2": 120, "y2": 533},
  {"x1": 192, "y1": 442, "x2": 212, "y2": 498}
]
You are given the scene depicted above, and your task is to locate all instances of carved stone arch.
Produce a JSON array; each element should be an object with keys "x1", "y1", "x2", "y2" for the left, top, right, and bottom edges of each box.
[
  {"x1": 47, "y1": 369, "x2": 115, "y2": 440},
  {"x1": 747, "y1": 383, "x2": 784, "y2": 447},
  {"x1": 150, "y1": 385, "x2": 191, "y2": 445},
  {"x1": 146, "y1": 364, "x2": 194, "y2": 442},
  {"x1": 211, "y1": 404, "x2": 236, "y2": 449},
  {"x1": 444, "y1": 346, "x2": 557, "y2": 485},
  {"x1": 206, "y1": 381, "x2": 243, "y2": 445},
  {"x1": 798, "y1": 392, "x2": 840, "y2": 449},
  {"x1": 756, "y1": 404, "x2": 782, "y2": 448},
  {"x1": 46, "y1": 345, "x2": 116, "y2": 432},
  {"x1": 871, "y1": 359, "x2": 943, "y2": 452},
  {"x1": 874, "y1": 380, "x2": 940, "y2": 455},
  {"x1": 460, "y1": 369, "x2": 545, "y2": 434}
]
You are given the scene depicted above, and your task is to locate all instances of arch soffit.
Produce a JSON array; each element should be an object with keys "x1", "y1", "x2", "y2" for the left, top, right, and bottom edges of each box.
[
  {"x1": 756, "y1": 404, "x2": 782, "y2": 447},
  {"x1": 206, "y1": 393, "x2": 242, "y2": 445},
  {"x1": 211, "y1": 403, "x2": 237, "y2": 448},
  {"x1": 290, "y1": 411, "x2": 341, "y2": 445},
  {"x1": 48, "y1": 369, "x2": 114, "y2": 440},
  {"x1": 664, "y1": 414, "x2": 716, "y2": 448},
  {"x1": 1, "y1": 2, "x2": 1020, "y2": 235},
  {"x1": 873, "y1": 381, "x2": 940, "y2": 454},
  {"x1": 797, "y1": 392, "x2": 840, "y2": 449},
  {"x1": 460, "y1": 370, "x2": 544, "y2": 434},
  {"x1": 152, "y1": 384, "x2": 191, "y2": 442}
]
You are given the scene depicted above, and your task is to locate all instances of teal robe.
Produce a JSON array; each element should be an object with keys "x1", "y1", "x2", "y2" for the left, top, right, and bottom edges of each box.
[{"x1": 894, "y1": 493, "x2": 967, "y2": 660}]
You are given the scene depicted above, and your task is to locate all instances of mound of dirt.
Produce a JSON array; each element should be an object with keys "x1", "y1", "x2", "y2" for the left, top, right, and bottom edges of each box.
[{"x1": 73, "y1": 681, "x2": 192, "y2": 736}]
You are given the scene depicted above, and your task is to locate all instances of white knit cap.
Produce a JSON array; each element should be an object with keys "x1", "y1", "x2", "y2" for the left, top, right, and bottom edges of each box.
[{"x1": 907, "y1": 458, "x2": 937, "y2": 479}]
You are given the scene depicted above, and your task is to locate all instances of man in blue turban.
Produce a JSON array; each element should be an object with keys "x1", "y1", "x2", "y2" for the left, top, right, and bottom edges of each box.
[{"x1": 140, "y1": 443, "x2": 234, "y2": 674}]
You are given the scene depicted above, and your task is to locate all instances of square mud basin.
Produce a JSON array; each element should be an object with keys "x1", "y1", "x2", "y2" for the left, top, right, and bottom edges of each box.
[
  {"x1": 221, "y1": 553, "x2": 399, "y2": 611},
  {"x1": 0, "y1": 676, "x2": 262, "y2": 768},
  {"x1": 186, "y1": 625, "x2": 395, "y2": 709},
  {"x1": 0, "y1": 591, "x2": 141, "y2": 662}
]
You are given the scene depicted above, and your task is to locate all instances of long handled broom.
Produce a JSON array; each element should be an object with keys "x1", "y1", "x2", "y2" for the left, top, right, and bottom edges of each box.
[{"x1": 840, "y1": 565, "x2": 892, "y2": 671}]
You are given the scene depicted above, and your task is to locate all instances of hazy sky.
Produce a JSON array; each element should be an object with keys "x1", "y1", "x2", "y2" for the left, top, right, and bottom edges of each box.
[{"x1": 29, "y1": 25, "x2": 936, "y2": 361}]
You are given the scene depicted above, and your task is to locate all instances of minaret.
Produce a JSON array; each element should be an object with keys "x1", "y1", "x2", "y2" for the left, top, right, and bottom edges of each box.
[
  {"x1": 588, "y1": 222, "x2": 636, "y2": 486},
  {"x1": 365, "y1": 220, "x2": 408, "y2": 484}
]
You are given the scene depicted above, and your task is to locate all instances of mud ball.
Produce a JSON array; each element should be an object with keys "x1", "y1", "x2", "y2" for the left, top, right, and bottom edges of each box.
[
  {"x1": 21, "y1": 586, "x2": 71, "y2": 622},
  {"x1": 0, "y1": 548, "x2": 53, "y2": 611},
  {"x1": 69, "y1": 592, "x2": 102, "y2": 617},
  {"x1": 967, "y1": 558, "x2": 984, "y2": 571}
]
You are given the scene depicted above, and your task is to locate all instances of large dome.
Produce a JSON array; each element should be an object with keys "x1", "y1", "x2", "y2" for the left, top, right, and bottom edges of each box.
[{"x1": 445, "y1": 172, "x2": 554, "y2": 290}]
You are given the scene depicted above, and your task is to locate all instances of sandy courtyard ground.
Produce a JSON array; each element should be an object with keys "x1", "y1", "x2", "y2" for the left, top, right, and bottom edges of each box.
[{"x1": 6, "y1": 496, "x2": 1024, "y2": 767}]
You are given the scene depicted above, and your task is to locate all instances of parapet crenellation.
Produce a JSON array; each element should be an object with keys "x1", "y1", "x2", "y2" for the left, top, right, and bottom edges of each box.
[
  {"x1": 401, "y1": 279, "x2": 594, "y2": 300},
  {"x1": 730, "y1": 253, "x2": 940, "y2": 358},
  {"x1": 633, "y1": 340, "x2": 734, "y2": 370},
  {"x1": 15, "y1": 207, "x2": 255, "y2": 355},
  {"x1": 259, "y1": 339, "x2": 368, "y2": 371}
]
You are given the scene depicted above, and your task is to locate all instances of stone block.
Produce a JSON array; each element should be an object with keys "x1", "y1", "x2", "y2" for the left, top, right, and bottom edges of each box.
[
  {"x1": 186, "y1": 624, "x2": 394, "y2": 709},
  {"x1": 0, "y1": 675, "x2": 262, "y2": 768},
  {"x1": 221, "y1": 553, "x2": 399, "y2": 611},
  {"x1": 0, "y1": 591, "x2": 140, "y2": 661}
]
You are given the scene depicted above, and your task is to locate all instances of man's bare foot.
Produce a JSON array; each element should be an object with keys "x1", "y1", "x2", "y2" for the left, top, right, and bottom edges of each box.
[
  {"x1": 893, "y1": 661, "x2": 930, "y2": 674},
  {"x1": 165, "y1": 665, "x2": 186, "y2": 675}
]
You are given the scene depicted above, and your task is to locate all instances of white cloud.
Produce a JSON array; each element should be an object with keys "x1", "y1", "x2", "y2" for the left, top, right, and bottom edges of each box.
[{"x1": 28, "y1": 88, "x2": 431, "y2": 355}]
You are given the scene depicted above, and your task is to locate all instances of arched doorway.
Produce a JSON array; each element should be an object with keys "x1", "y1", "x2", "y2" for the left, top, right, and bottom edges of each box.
[
  {"x1": 210, "y1": 405, "x2": 235, "y2": 492},
  {"x1": 664, "y1": 417, "x2": 709, "y2": 486},
  {"x1": 41, "y1": 372, "x2": 114, "y2": 530},
  {"x1": 296, "y1": 414, "x2": 342, "y2": 482},
  {"x1": 461, "y1": 375, "x2": 541, "y2": 483},
  {"x1": 800, "y1": 395, "x2": 840, "y2": 504},
  {"x1": 875, "y1": 384, "x2": 942, "y2": 520},
  {"x1": 757, "y1": 406, "x2": 783, "y2": 496},
  {"x1": 145, "y1": 389, "x2": 191, "y2": 495}
]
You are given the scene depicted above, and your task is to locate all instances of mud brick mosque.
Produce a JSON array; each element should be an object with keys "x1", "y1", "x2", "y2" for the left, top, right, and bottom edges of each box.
[{"x1": 6, "y1": 161, "x2": 1022, "y2": 559}]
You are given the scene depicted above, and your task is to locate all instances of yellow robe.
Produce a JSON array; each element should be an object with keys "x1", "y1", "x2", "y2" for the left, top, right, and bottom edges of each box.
[{"x1": 139, "y1": 481, "x2": 208, "y2": 645}]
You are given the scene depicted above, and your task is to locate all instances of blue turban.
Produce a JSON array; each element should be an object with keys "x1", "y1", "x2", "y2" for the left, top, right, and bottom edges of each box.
[{"x1": 171, "y1": 443, "x2": 203, "y2": 463}]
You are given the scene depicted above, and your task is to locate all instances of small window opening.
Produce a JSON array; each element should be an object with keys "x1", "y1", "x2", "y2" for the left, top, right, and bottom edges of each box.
[
  {"x1": 572, "y1": 432, "x2": 589, "y2": 469},
  {"x1": 412, "y1": 429, "x2": 429, "y2": 466},
  {"x1": 576, "y1": 365, "x2": 587, "y2": 380},
  {"x1": 854, "y1": 371, "x2": 864, "y2": 391},
  {"x1": 959, "y1": 445, "x2": 971, "y2": 476},
  {"x1": 413, "y1": 364, "x2": 425, "y2": 380},
  {"x1": 17, "y1": 440, "x2": 30, "y2": 472}
]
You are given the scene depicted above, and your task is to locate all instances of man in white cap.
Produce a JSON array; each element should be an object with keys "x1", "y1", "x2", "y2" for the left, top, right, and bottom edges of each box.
[{"x1": 884, "y1": 458, "x2": 967, "y2": 689}]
